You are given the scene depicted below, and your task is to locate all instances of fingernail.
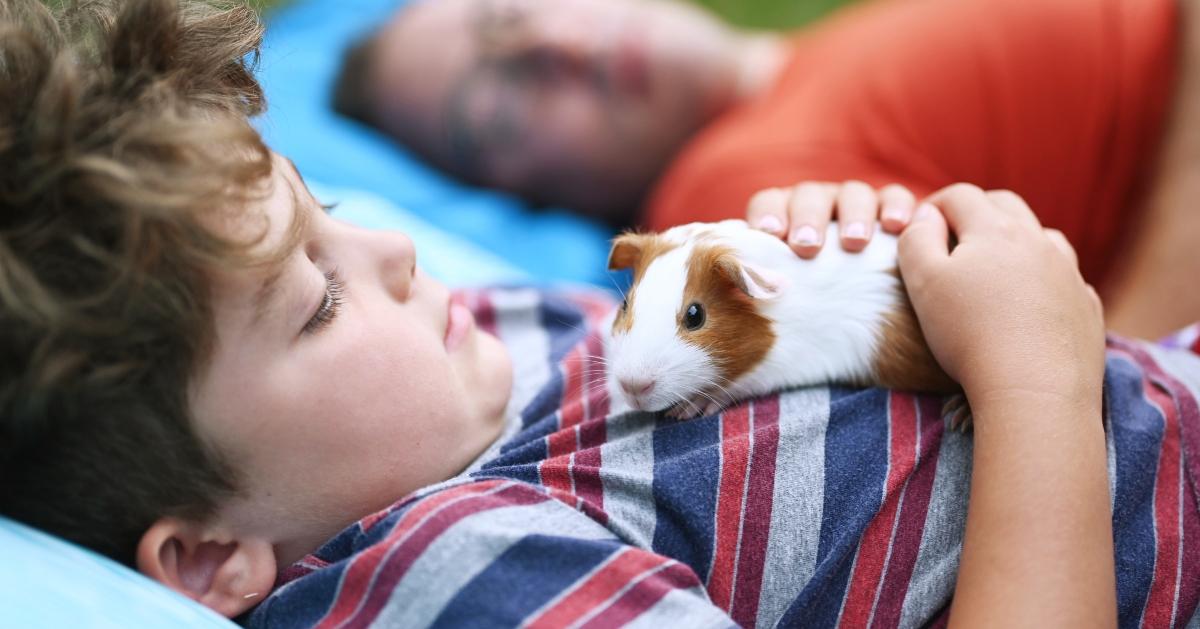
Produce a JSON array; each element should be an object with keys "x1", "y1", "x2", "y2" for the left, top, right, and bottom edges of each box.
[
  {"x1": 755, "y1": 214, "x2": 783, "y2": 234},
  {"x1": 881, "y1": 203, "x2": 909, "y2": 224},
  {"x1": 914, "y1": 203, "x2": 936, "y2": 220},
  {"x1": 843, "y1": 221, "x2": 868, "y2": 241},
  {"x1": 789, "y1": 225, "x2": 821, "y2": 247}
]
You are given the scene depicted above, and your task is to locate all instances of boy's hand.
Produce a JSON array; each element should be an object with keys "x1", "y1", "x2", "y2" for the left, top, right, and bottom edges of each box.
[
  {"x1": 897, "y1": 184, "x2": 1105, "y2": 404},
  {"x1": 746, "y1": 181, "x2": 916, "y2": 258}
]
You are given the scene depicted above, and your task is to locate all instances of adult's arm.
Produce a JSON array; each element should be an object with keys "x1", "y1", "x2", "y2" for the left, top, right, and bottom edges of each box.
[
  {"x1": 897, "y1": 185, "x2": 1115, "y2": 626},
  {"x1": 1102, "y1": 0, "x2": 1200, "y2": 339}
]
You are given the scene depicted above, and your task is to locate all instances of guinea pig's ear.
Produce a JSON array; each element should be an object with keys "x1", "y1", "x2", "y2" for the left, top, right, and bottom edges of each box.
[
  {"x1": 715, "y1": 255, "x2": 786, "y2": 300},
  {"x1": 608, "y1": 232, "x2": 648, "y2": 271}
]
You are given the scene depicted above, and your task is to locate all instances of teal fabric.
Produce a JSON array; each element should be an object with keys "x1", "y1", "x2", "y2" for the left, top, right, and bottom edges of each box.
[{"x1": 1, "y1": 517, "x2": 236, "y2": 627}]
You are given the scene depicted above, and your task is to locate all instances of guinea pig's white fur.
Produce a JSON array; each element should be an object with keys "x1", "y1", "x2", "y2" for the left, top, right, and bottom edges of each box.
[{"x1": 606, "y1": 219, "x2": 952, "y2": 417}]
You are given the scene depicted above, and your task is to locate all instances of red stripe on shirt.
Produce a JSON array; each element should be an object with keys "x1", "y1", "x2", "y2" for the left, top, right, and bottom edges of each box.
[
  {"x1": 730, "y1": 397, "x2": 781, "y2": 628},
  {"x1": 1179, "y1": 469, "x2": 1200, "y2": 626},
  {"x1": 574, "y1": 332, "x2": 608, "y2": 520},
  {"x1": 561, "y1": 344, "x2": 586, "y2": 429},
  {"x1": 839, "y1": 392, "x2": 919, "y2": 628},
  {"x1": 338, "y1": 484, "x2": 549, "y2": 629},
  {"x1": 1110, "y1": 338, "x2": 1200, "y2": 517},
  {"x1": 547, "y1": 425, "x2": 579, "y2": 459},
  {"x1": 577, "y1": 562, "x2": 703, "y2": 629},
  {"x1": 524, "y1": 547, "x2": 670, "y2": 629},
  {"x1": 574, "y1": 424, "x2": 607, "y2": 526},
  {"x1": 314, "y1": 481, "x2": 510, "y2": 628},
  {"x1": 1110, "y1": 337, "x2": 1200, "y2": 622},
  {"x1": 583, "y1": 332, "x2": 611, "y2": 421},
  {"x1": 870, "y1": 396, "x2": 945, "y2": 628},
  {"x1": 707, "y1": 403, "x2": 753, "y2": 611},
  {"x1": 540, "y1": 455, "x2": 574, "y2": 494},
  {"x1": 544, "y1": 341, "x2": 583, "y2": 492},
  {"x1": 543, "y1": 332, "x2": 609, "y2": 518},
  {"x1": 1142, "y1": 380, "x2": 1183, "y2": 628}
]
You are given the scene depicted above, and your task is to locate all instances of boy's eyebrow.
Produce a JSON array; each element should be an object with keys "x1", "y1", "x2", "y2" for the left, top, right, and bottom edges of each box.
[
  {"x1": 250, "y1": 174, "x2": 301, "y2": 327},
  {"x1": 284, "y1": 157, "x2": 306, "y2": 185},
  {"x1": 251, "y1": 263, "x2": 287, "y2": 328}
]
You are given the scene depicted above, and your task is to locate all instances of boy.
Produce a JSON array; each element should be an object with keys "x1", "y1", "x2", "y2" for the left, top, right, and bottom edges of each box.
[{"x1": 1, "y1": 1, "x2": 1196, "y2": 626}]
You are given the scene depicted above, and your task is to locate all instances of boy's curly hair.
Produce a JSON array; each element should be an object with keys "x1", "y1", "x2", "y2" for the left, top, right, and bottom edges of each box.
[{"x1": 0, "y1": 0, "x2": 280, "y2": 565}]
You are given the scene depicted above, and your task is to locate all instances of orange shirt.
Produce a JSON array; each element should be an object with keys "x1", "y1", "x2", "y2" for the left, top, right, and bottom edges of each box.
[{"x1": 645, "y1": 0, "x2": 1179, "y2": 286}]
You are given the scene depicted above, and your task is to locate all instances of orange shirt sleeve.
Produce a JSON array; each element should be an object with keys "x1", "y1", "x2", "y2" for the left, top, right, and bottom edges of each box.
[{"x1": 644, "y1": 0, "x2": 1178, "y2": 285}]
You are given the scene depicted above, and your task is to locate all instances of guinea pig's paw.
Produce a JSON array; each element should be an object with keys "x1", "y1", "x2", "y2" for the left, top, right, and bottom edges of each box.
[
  {"x1": 941, "y1": 394, "x2": 974, "y2": 432},
  {"x1": 664, "y1": 402, "x2": 698, "y2": 420},
  {"x1": 700, "y1": 391, "x2": 738, "y2": 417},
  {"x1": 664, "y1": 392, "x2": 713, "y2": 420}
]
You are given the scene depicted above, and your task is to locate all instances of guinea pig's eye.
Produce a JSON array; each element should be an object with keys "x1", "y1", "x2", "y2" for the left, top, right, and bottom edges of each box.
[
  {"x1": 683, "y1": 302, "x2": 705, "y2": 331},
  {"x1": 620, "y1": 297, "x2": 628, "y2": 313}
]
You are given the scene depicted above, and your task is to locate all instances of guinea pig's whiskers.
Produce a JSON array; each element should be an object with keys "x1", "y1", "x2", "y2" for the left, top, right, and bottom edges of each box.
[
  {"x1": 605, "y1": 274, "x2": 628, "y2": 302},
  {"x1": 554, "y1": 318, "x2": 598, "y2": 339}
]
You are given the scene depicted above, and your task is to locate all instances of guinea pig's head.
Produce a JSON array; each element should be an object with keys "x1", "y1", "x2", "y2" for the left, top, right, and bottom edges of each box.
[{"x1": 607, "y1": 230, "x2": 783, "y2": 414}]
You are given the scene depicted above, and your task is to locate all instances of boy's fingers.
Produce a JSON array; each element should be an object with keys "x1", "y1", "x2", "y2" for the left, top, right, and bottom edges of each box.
[
  {"x1": 985, "y1": 189, "x2": 1041, "y2": 230},
  {"x1": 879, "y1": 184, "x2": 916, "y2": 234},
  {"x1": 924, "y1": 183, "x2": 992, "y2": 237},
  {"x1": 897, "y1": 203, "x2": 951, "y2": 278},
  {"x1": 747, "y1": 187, "x2": 789, "y2": 237},
  {"x1": 1085, "y1": 284, "x2": 1103, "y2": 311},
  {"x1": 835, "y1": 180, "x2": 876, "y2": 252},
  {"x1": 1043, "y1": 228, "x2": 1080, "y2": 268},
  {"x1": 787, "y1": 182, "x2": 836, "y2": 258}
]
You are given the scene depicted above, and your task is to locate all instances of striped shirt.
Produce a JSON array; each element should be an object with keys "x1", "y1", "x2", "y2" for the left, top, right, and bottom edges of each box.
[{"x1": 244, "y1": 287, "x2": 1200, "y2": 628}]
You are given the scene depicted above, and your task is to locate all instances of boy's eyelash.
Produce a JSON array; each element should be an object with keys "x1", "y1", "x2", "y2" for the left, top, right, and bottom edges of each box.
[{"x1": 303, "y1": 269, "x2": 344, "y2": 335}]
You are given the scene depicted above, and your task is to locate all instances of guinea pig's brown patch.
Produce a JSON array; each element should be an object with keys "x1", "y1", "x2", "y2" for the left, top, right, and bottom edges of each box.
[
  {"x1": 681, "y1": 243, "x2": 775, "y2": 385},
  {"x1": 608, "y1": 232, "x2": 679, "y2": 335},
  {"x1": 873, "y1": 269, "x2": 958, "y2": 393}
]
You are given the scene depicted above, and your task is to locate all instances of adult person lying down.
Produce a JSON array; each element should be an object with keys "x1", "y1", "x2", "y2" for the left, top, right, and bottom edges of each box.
[
  {"x1": 334, "y1": 0, "x2": 1200, "y2": 341},
  {"x1": 2, "y1": 1, "x2": 1199, "y2": 627}
]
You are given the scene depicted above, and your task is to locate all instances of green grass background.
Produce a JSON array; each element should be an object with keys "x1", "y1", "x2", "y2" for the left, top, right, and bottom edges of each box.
[{"x1": 252, "y1": 0, "x2": 855, "y2": 30}]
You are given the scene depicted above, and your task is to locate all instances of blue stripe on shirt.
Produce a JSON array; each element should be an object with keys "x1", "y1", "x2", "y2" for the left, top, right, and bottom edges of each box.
[
  {"x1": 650, "y1": 413, "x2": 721, "y2": 583},
  {"x1": 428, "y1": 534, "x2": 625, "y2": 628},
  {"x1": 781, "y1": 386, "x2": 889, "y2": 627},
  {"x1": 1106, "y1": 354, "x2": 1165, "y2": 627}
]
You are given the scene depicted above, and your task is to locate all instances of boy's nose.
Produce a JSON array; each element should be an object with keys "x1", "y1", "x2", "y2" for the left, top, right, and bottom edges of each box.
[{"x1": 374, "y1": 230, "x2": 416, "y2": 301}]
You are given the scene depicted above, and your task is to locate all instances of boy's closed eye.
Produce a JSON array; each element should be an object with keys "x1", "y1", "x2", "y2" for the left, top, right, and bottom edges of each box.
[{"x1": 303, "y1": 268, "x2": 345, "y2": 335}]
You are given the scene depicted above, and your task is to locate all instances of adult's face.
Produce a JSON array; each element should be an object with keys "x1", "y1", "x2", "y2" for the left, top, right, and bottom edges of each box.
[{"x1": 368, "y1": 0, "x2": 743, "y2": 219}]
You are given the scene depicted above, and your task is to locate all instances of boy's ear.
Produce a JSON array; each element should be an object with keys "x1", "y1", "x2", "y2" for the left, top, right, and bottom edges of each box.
[{"x1": 137, "y1": 517, "x2": 277, "y2": 619}]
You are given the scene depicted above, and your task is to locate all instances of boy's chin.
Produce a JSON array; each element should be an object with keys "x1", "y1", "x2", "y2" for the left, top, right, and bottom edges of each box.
[{"x1": 474, "y1": 331, "x2": 514, "y2": 419}]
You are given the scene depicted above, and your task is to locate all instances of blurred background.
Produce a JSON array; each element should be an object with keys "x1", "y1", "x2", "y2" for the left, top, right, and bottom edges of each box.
[{"x1": 252, "y1": 0, "x2": 856, "y2": 28}]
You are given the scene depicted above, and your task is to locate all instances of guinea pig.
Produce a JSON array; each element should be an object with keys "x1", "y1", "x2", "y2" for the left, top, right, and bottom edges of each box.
[{"x1": 605, "y1": 219, "x2": 958, "y2": 419}]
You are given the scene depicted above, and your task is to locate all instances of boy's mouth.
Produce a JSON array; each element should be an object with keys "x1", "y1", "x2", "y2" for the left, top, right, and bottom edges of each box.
[{"x1": 444, "y1": 293, "x2": 474, "y2": 351}]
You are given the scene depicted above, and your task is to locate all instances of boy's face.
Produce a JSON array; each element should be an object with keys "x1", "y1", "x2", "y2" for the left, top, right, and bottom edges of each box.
[{"x1": 188, "y1": 153, "x2": 512, "y2": 563}]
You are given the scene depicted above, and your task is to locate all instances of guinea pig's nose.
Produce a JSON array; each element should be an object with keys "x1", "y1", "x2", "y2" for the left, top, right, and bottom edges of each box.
[{"x1": 619, "y1": 377, "x2": 655, "y2": 397}]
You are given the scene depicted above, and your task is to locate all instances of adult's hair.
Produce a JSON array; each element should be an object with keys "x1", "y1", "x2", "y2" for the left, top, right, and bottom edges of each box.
[
  {"x1": 0, "y1": 0, "x2": 284, "y2": 565},
  {"x1": 332, "y1": 30, "x2": 383, "y2": 130}
]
